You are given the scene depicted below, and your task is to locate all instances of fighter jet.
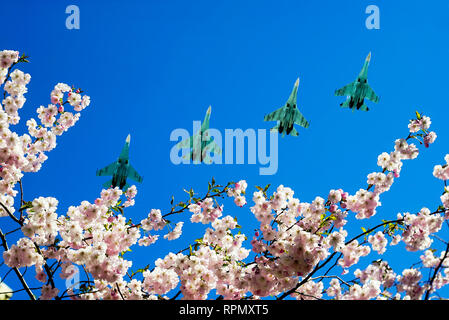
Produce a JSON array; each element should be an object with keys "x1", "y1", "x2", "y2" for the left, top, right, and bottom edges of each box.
[
  {"x1": 96, "y1": 134, "x2": 143, "y2": 190},
  {"x1": 174, "y1": 105, "x2": 221, "y2": 163},
  {"x1": 263, "y1": 78, "x2": 310, "y2": 137},
  {"x1": 335, "y1": 52, "x2": 379, "y2": 111}
]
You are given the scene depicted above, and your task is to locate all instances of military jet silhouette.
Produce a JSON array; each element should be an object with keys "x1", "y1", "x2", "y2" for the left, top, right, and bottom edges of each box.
[
  {"x1": 335, "y1": 52, "x2": 379, "y2": 111},
  {"x1": 263, "y1": 77, "x2": 309, "y2": 137},
  {"x1": 96, "y1": 134, "x2": 143, "y2": 190},
  {"x1": 174, "y1": 105, "x2": 221, "y2": 164}
]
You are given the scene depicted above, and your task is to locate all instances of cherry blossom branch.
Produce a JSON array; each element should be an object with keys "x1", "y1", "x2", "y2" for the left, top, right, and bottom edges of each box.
[
  {"x1": 293, "y1": 292, "x2": 324, "y2": 300},
  {"x1": 309, "y1": 275, "x2": 352, "y2": 288},
  {"x1": 1, "y1": 267, "x2": 13, "y2": 283},
  {"x1": 0, "y1": 202, "x2": 20, "y2": 225},
  {"x1": 321, "y1": 253, "x2": 343, "y2": 277},
  {"x1": 162, "y1": 180, "x2": 233, "y2": 219},
  {"x1": 278, "y1": 205, "x2": 445, "y2": 300},
  {"x1": 424, "y1": 239, "x2": 449, "y2": 300},
  {"x1": 57, "y1": 280, "x2": 95, "y2": 300},
  {"x1": 129, "y1": 179, "x2": 232, "y2": 231},
  {"x1": 116, "y1": 283, "x2": 125, "y2": 300},
  {"x1": 1, "y1": 53, "x2": 29, "y2": 99},
  {"x1": 0, "y1": 229, "x2": 36, "y2": 300},
  {"x1": 0, "y1": 199, "x2": 58, "y2": 295},
  {"x1": 18, "y1": 179, "x2": 24, "y2": 220},
  {"x1": 59, "y1": 288, "x2": 99, "y2": 300},
  {"x1": 0, "y1": 286, "x2": 42, "y2": 295},
  {"x1": 277, "y1": 252, "x2": 336, "y2": 300}
]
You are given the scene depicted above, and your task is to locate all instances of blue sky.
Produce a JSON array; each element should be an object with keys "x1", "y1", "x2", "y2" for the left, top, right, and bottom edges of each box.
[{"x1": 2, "y1": 0, "x2": 449, "y2": 299}]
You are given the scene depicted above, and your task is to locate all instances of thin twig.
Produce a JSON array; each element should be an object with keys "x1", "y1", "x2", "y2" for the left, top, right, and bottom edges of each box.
[
  {"x1": 19, "y1": 179, "x2": 24, "y2": 220},
  {"x1": 116, "y1": 283, "x2": 125, "y2": 300},
  {"x1": 424, "y1": 241, "x2": 449, "y2": 300},
  {"x1": 309, "y1": 275, "x2": 352, "y2": 288}
]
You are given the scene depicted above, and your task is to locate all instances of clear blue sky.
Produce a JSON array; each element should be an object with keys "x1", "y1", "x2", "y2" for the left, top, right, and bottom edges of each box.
[{"x1": 2, "y1": 0, "x2": 449, "y2": 299}]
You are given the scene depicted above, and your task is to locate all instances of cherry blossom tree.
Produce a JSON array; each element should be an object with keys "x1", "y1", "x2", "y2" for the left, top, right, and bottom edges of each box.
[{"x1": 0, "y1": 50, "x2": 448, "y2": 300}]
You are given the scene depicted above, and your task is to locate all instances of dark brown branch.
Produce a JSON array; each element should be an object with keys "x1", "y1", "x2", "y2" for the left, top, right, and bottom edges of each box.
[
  {"x1": 424, "y1": 241, "x2": 449, "y2": 300},
  {"x1": 116, "y1": 283, "x2": 125, "y2": 300},
  {"x1": 19, "y1": 179, "x2": 24, "y2": 220}
]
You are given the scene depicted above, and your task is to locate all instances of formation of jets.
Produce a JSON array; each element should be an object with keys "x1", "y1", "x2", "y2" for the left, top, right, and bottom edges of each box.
[
  {"x1": 97, "y1": 53, "x2": 380, "y2": 183},
  {"x1": 263, "y1": 52, "x2": 379, "y2": 138}
]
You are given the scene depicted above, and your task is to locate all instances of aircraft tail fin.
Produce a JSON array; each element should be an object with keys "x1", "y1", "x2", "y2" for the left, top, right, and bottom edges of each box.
[
  {"x1": 290, "y1": 127, "x2": 299, "y2": 137},
  {"x1": 359, "y1": 104, "x2": 369, "y2": 112},
  {"x1": 340, "y1": 98, "x2": 351, "y2": 108}
]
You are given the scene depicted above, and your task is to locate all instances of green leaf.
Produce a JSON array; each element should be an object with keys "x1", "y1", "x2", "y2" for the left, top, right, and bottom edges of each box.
[
  {"x1": 415, "y1": 110, "x2": 421, "y2": 120},
  {"x1": 19, "y1": 202, "x2": 33, "y2": 211}
]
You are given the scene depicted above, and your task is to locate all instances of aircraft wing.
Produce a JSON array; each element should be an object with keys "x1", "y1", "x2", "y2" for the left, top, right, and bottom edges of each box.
[
  {"x1": 335, "y1": 82, "x2": 355, "y2": 96},
  {"x1": 293, "y1": 108, "x2": 310, "y2": 128},
  {"x1": 200, "y1": 140, "x2": 221, "y2": 164},
  {"x1": 127, "y1": 164, "x2": 143, "y2": 183},
  {"x1": 203, "y1": 139, "x2": 222, "y2": 155},
  {"x1": 364, "y1": 86, "x2": 379, "y2": 103},
  {"x1": 175, "y1": 135, "x2": 192, "y2": 149},
  {"x1": 264, "y1": 106, "x2": 286, "y2": 122},
  {"x1": 96, "y1": 162, "x2": 118, "y2": 177},
  {"x1": 175, "y1": 132, "x2": 203, "y2": 150}
]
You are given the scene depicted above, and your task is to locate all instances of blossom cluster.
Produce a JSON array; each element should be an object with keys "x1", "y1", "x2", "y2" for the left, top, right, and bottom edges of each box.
[
  {"x1": 0, "y1": 50, "x2": 90, "y2": 214},
  {"x1": 3, "y1": 237, "x2": 44, "y2": 268},
  {"x1": 399, "y1": 208, "x2": 444, "y2": 252},
  {"x1": 368, "y1": 231, "x2": 388, "y2": 254},
  {"x1": 139, "y1": 215, "x2": 250, "y2": 300},
  {"x1": 21, "y1": 197, "x2": 59, "y2": 246},
  {"x1": 227, "y1": 180, "x2": 247, "y2": 207},
  {"x1": 63, "y1": 190, "x2": 140, "y2": 281},
  {"x1": 189, "y1": 198, "x2": 223, "y2": 224}
]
